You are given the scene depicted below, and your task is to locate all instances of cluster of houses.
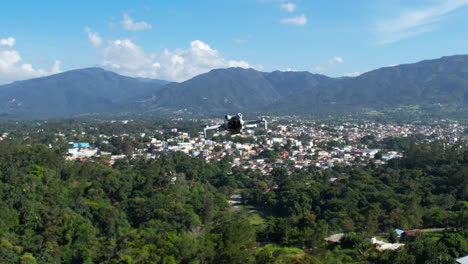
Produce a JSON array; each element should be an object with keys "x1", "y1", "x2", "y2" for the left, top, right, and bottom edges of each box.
[
  {"x1": 60, "y1": 120, "x2": 466, "y2": 174},
  {"x1": 324, "y1": 228, "x2": 446, "y2": 253},
  {"x1": 323, "y1": 228, "x2": 468, "y2": 262}
]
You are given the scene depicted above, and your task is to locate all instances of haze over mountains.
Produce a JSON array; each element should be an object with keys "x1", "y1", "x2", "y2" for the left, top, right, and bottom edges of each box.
[{"x1": 0, "y1": 55, "x2": 467, "y2": 119}]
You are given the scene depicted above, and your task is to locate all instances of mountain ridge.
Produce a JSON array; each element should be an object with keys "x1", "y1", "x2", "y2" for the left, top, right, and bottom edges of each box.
[
  {"x1": 0, "y1": 67, "x2": 167, "y2": 119},
  {"x1": 267, "y1": 54, "x2": 468, "y2": 115},
  {"x1": 149, "y1": 67, "x2": 333, "y2": 114},
  {"x1": 0, "y1": 54, "x2": 467, "y2": 119}
]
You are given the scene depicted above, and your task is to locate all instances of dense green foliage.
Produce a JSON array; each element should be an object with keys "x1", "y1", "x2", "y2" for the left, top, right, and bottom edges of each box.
[
  {"x1": 246, "y1": 140, "x2": 468, "y2": 262},
  {"x1": 0, "y1": 140, "x2": 253, "y2": 263},
  {"x1": 0, "y1": 130, "x2": 466, "y2": 263}
]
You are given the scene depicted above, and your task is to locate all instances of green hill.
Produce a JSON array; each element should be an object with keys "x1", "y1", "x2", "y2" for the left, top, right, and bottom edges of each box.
[
  {"x1": 0, "y1": 68, "x2": 167, "y2": 119},
  {"x1": 269, "y1": 55, "x2": 468, "y2": 116},
  {"x1": 149, "y1": 68, "x2": 331, "y2": 115}
]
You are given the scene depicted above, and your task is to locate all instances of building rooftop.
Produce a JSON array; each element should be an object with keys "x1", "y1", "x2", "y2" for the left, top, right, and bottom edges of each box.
[{"x1": 456, "y1": 255, "x2": 468, "y2": 264}]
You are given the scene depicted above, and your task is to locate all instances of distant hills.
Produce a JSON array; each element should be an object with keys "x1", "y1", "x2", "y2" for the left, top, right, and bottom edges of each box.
[
  {"x1": 149, "y1": 68, "x2": 332, "y2": 114},
  {"x1": 0, "y1": 55, "x2": 467, "y2": 119},
  {"x1": 0, "y1": 68, "x2": 167, "y2": 119},
  {"x1": 269, "y1": 55, "x2": 468, "y2": 115}
]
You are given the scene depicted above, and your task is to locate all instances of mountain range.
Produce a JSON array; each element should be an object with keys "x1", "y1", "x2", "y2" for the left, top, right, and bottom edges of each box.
[
  {"x1": 0, "y1": 68, "x2": 168, "y2": 119},
  {"x1": 270, "y1": 55, "x2": 468, "y2": 115},
  {"x1": 0, "y1": 55, "x2": 467, "y2": 119}
]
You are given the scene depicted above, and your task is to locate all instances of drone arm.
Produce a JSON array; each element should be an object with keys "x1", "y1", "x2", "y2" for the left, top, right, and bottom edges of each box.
[
  {"x1": 244, "y1": 124, "x2": 258, "y2": 128},
  {"x1": 244, "y1": 120, "x2": 262, "y2": 125},
  {"x1": 204, "y1": 124, "x2": 223, "y2": 138},
  {"x1": 244, "y1": 118, "x2": 267, "y2": 130}
]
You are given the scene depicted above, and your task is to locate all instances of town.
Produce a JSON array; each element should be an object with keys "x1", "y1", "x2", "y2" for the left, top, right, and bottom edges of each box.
[{"x1": 3, "y1": 118, "x2": 463, "y2": 174}]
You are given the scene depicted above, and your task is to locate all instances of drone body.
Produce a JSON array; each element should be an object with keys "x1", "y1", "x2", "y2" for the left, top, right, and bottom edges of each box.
[{"x1": 203, "y1": 113, "x2": 267, "y2": 138}]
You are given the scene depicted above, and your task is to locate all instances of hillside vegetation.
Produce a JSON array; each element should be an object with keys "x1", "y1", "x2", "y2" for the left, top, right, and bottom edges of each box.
[{"x1": 0, "y1": 130, "x2": 466, "y2": 263}]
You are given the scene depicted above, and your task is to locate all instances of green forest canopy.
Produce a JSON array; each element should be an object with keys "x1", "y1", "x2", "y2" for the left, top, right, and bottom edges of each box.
[{"x1": 0, "y1": 137, "x2": 466, "y2": 263}]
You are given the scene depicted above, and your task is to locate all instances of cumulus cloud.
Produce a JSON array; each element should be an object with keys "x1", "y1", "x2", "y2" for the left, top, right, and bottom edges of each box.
[
  {"x1": 0, "y1": 37, "x2": 61, "y2": 84},
  {"x1": 332, "y1": 56, "x2": 344, "y2": 64},
  {"x1": 121, "y1": 13, "x2": 152, "y2": 31},
  {"x1": 101, "y1": 38, "x2": 157, "y2": 78},
  {"x1": 153, "y1": 40, "x2": 253, "y2": 81},
  {"x1": 89, "y1": 34, "x2": 255, "y2": 81},
  {"x1": 0, "y1": 37, "x2": 15, "y2": 47},
  {"x1": 311, "y1": 56, "x2": 344, "y2": 73},
  {"x1": 281, "y1": 2, "x2": 296, "y2": 12},
  {"x1": 85, "y1": 27, "x2": 102, "y2": 48},
  {"x1": 280, "y1": 14, "x2": 307, "y2": 25},
  {"x1": 376, "y1": 0, "x2": 468, "y2": 44},
  {"x1": 51, "y1": 60, "x2": 61, "y2": 74}
]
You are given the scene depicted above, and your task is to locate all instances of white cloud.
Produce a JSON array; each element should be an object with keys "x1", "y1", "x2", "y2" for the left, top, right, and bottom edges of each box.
[
  {"x1": 51, "y1": 60, "x2": 61, "y2": 74},
  {"x1": 332, "y1": 56, "x2": 344, "y2": 64},
  {"x1": 121, "y1": 13, "x2": 152, "y2": 31},
  {"x1": 0, "y1": 37, "x2": 61, "y2": 84},
  {"x1": 280, "y1": 14, "x2": 307, "y2": 25},
  {"x1": 0, "y1": 37, "x2": 15, "y2": 47},
  {"x1": 90, "y1": 34, "x2": 256, "y2": 82},
  {"x1": 376, "y1": 0, "x2": 468, "y2": 44},
  {"x1": 101, "y1": 38, "x2": 157, "y2": 78},
  {"x1": 156, "y1": 40, "x2": 254, "y2": 81},
  {"x1": 311, "y1": 56, "x2": 344, "y2": 73},
  {"x1": 281, "y1": 2, "x2": 296, "y2": 12},
  {"x1": 85, "y1": 27, "x2": 102, "y2": 48}
]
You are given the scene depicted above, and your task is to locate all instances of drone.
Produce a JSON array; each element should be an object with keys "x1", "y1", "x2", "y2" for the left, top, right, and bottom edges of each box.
[{"x1": 203, "y1": 113, "x2": 267, "y2": 138}]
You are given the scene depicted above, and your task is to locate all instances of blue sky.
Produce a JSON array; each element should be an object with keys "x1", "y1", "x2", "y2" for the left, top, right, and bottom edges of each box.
[{"x1": 1, "y1": 0, "x2": 468, "y2": 84}]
